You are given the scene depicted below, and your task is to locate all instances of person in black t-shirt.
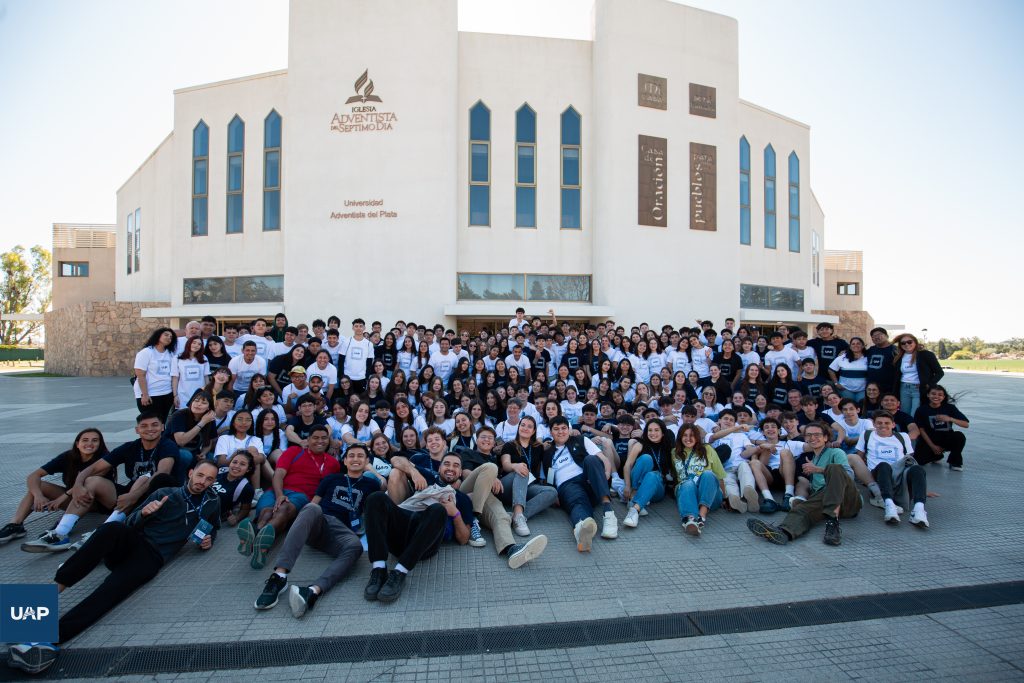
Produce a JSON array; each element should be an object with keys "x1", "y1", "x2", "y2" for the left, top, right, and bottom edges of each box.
[
  {"x1": 878, "y1": 394, "x2": 920, "y2": 440},
  {"x1": 914, "y1": 385, "x2": 969, "y2": 470},
  {"x1": 285, "y1": 395, "x2": 328, "y2": 448},
  {"x1": 253, "y1": 444, "x2": 384, "y2": 617},
  {"x1": 164, "y1": 391, "x2": 218, "y2": 469},
  {"x1": 22, "y1": 413, "x2": 180, "y2": 553},
  {"x1": 807, "y1": 323, "x2": 849, "y2": 381},
  {"x1": 865, "y1": 327, "x2": 897, "y2": 392},
  {"x1": 212, "y1": 451, "x2": 255, "y2": 526},
  {"x1": 0, "y1": 429, "x2": 112, "y2": 545}
]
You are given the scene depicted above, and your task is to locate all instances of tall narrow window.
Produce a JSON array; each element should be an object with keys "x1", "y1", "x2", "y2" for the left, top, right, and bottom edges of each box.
[
  {"x1": 560, "y1": 106, "x2": 581, "y2": 229},
  {"x1": 739, "y1": 136, "x2": 751, "y2": 245},
  {"x1": 263, "y1": 111, "x2": 281, "y2": 231},
  {"x1": 134, "y1": 208, "x2": 141, "y2": 272},
  {"x1": 126, "y1": 211, "x2": 134, "y2": 274},
  {"x1": 469, "y1": 102, "x2": 490, "y2": 226},
  {"x1": 191, "y1": 121, "x2": 209, "y2": 236},
  {"x1": 788, "y1": 152, "x2": 800, "y2": 252},
  {"x1": 226, "y1": 116, "x2": 245, "y2": 233},
  {"x1": 515, "y1": 104, "x2": 537, "y2": 228},
  {"x1": 812, "y1": 231, "x2": 820, "y2": 285},
  {"x1": 764, "y1": 144, "x2": 776, "y2": 249}
]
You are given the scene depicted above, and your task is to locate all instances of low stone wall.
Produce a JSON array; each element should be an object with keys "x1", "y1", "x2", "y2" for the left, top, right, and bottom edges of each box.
[
  {"x1": 45, "y1": 302, "x2": 172, "y2": 377},
  {"x1": 812, "y1": 308, "x2": 875, "y2": 341}
]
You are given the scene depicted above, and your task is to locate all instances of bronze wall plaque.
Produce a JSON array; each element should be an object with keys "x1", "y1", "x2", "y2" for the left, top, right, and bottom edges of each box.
[
  {"x1": 638, "y1": 74, "x2": 667, "y2": 110},
  {"x1": 689, "y1": 83, "x2": 716, "y2": 118},
  {"x1": 690, "y1": 142, "x2": 716, "y2": 231},
  {"x1": 638, "y1": 135, "x2": 667, "y2": 227}
]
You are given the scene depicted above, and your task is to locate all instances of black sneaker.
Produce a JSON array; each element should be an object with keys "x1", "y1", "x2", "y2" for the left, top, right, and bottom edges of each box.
[
  {"x1": 363, "y1": 567, "x2": 388, "y2": 601},
  {"x1": 376, "y1": 569, "x2": 406, "y2": 604},
  {"x1": 288, "y1": 585, "x2": 319, "y2": 618},
  {"x1": 254, "y1": 573, "x2": 288, "y2": 610},
  {"x1": 746, "y1": 518, "x2": 789, "y2": 545},
  {"x1": 823, "y1": 517, "x2": 842, "y2": 546},
  {"x1": 0, "y1": 522, "x2": 26, "y2": 544}
]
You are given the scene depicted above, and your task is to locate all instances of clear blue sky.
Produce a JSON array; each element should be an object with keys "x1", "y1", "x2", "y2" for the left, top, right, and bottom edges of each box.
[{"x1": 0, "y1": 0, "x2": 1020, "y2": 341}]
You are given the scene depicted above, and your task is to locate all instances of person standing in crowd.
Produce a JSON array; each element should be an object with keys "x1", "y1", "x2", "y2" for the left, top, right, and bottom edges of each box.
[
  {"x1": 865, "y1": 327, "x2": 897, "y2": 393},
  {"x1": 228, "y1": 341, "x2": 269, "y2": 399},
  {"x1": 828, "y1": 337, "x2": 869, "y2": 402},
  {"x1": 133, "y1": 327, "x2": 178, "y2": 419},
  {"x1": 172, "y1": 336, "x2": 210, "y2": 409},
  {"x1": 893, "y1": 333, "x2": 944, "y2": 416},
  {"x1": 340, "y1": 318, "x2": 375, "y2": 394},
  {"x1": 807, "y1": 323, "x2": 848, "y2": 381}
]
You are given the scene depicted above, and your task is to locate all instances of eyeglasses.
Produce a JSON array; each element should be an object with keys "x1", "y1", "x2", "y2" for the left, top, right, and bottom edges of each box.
[{"x1": 900, "y1": 341, "x2": 915, "y2": 346}]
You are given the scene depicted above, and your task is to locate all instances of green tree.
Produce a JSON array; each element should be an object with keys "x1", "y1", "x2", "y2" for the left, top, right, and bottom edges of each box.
[
  {"x1": 0, "y1": 245, "x2": 51, "y2": 345},
  {"x1": 936, "y1": 339, "x2": 949, "y2": 359}
]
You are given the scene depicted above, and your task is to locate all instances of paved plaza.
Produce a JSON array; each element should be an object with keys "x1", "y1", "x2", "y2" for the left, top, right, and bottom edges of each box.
[{"x1": 0, "y1": 372, "x2": 1022, "y2": 681}]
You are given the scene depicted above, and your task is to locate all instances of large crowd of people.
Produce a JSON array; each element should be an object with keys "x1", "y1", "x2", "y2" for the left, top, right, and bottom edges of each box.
[{"x1": 3, "y1": 310, "x2": 971, "y2": 675}]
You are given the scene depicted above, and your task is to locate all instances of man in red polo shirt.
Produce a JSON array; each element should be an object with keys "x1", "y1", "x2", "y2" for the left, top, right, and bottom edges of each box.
[{"x1": 236, "y1": 425, "x2": 340, "y2": 569}]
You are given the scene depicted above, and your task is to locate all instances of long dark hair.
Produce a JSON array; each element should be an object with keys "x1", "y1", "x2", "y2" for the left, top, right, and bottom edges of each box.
[
  {"x1": 843, "y1": 337, "x2": 865, "y2": 362},
  {"x1": 62, "y1": 428, "x2": 109, "y2": 489},
  {"x1": 253, "y1": 409, "x2": 281, "y2": 452},
  {"x1": 177, "y1": 335, "x2": 207, "y2": 362},
  {"x1": 638, "y1": 418, "x2": 674, "y2": 469},
  {"x1": 667, "y1": 424, "x2": 709, "y2": 480},
  {"x1": 143, "y1": 327, "x2": 177, "y2": 351}
]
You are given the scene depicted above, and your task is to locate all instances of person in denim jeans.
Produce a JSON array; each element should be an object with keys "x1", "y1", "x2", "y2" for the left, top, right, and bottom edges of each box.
[
  {"x1": 621, "y1": 419, "x2": 673, "y2": 529},
  {"x1": 666, "y1": 424, "x2": 726, "y2": 536}
]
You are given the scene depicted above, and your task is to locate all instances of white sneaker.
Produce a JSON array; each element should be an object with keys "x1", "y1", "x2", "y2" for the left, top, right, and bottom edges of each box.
[
  {"x1": 511, "y1": 513, "x2": 530, "y2": 537},
  {"x1": 728, "y1": 494, "x2": 747, "y2": 513},
  {"x1": 574, "y1": 518, "x2": 598, "y2": 552},
  {"x1": 638, "y1": 507, "x2": 648, "y2": 517},
  {"x1": 623, "y1": 507, "x2": 639, "y2": 528},
  {"x1": 683, "y1": 517, "x2": 701, "y2": 536},
  {"x1": 601, "y1": 510, "x2": 618, "y2": 539},
  {"x1": 868, "y1": 495, "x2": 885, "y2": 509},
  {"x1": 884, "y1": 500, "x2": 901, "y2": 525},
  {"x1": 910, "y1": 508, "x2": 930, "y2": 529},
  {"x1": 610, "y1": 475, "x2": 626, "y2": 499},
  {"x1": 742, "y1": 486, "x2": 759, "y2": 514}
]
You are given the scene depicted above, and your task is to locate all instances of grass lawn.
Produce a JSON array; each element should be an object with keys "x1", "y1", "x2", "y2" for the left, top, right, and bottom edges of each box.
[{"x1": 943, "y1": 359, "x2": 1024, "y2": 373}]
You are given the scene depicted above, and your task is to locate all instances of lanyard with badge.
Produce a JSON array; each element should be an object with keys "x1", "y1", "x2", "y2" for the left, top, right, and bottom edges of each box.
[
  {"x1": 182, "y1": 486, "x2": 213, "y2": 544},
  {"x1": 343, "y1": 475, "x2": 363, "y2": 533}
]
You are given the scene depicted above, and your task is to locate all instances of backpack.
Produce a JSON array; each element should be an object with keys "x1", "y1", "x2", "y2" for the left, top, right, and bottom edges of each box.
[{"x1": 862, "y1": 429, "x2": 908, "y2": 457}]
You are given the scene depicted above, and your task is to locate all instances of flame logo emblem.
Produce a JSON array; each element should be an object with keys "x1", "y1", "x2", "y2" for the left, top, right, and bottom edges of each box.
[{"x1": 345, "y1": 69, "x2": 383, "y2": 104}]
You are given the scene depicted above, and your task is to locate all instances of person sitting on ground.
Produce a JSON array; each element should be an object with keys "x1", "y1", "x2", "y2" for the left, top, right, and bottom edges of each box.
[
  {"x1": 8, "y1": 460, "x2": 220, "y2": 676},
  {"x1": 254, "y1": 444, "x2": 384, "y2": 617},
  {"x1": 457, "y1": 426, "x2": 548, "y2": 567},
  {"x1": 0, "y1": 429, "x2": 112, "y2": 545},
  {"x1": 164, "y1": 390, "x2": 218, "y2": 478},
  {"x1": 362, "y1": 451, "x2": 472, "y2": 604},
  {"x1": 284, "y1": 395, "x2": 328, "y2": 447},
  {"x1": 236, "y1": 424, "x2": 341, "y2": 570},
  {"x1": 22, "y1": 413, "x2": 180, "y2": 553},
  {"x1": 855, "y1": 410, "x2": 930, "y2": 528},
  {"x1": 747, "y1": 421, "x2": 860, "y2": 547},
  {"x1": 621, "y1": 419, "x2": 673, "y2": 529},
  {"x1": 498, "y1": 417, "x2": 559, "y2": 536},
  {"x1": 747, "y1": 417, "x2": 797, "y2": 513},
  {"x1": 212, "y1": 450, "x2": 255, "y2": 527},
  {"x1": 665, "y1": 424, "x2": 726, "y2": 536},
  {"x1": 213, "y1": 410, "x2": 265, "y2": 489},
  {"x1": 542, "y1": 416, "x2": 618, "y2": 552},
  {"x1": 705, "y1": 409, "x2": 759, "y2": 514},
  {"x1": 914, "y1": 385, "x2": 969, "y2": 471}
]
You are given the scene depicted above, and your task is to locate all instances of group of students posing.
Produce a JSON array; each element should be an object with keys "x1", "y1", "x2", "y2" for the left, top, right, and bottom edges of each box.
[{"x1": 2, "y1": 311, "x2": 970, "y2": 675}]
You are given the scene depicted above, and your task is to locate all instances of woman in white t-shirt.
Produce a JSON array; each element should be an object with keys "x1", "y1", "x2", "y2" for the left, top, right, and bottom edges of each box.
[
  {"x1": 340, "y1": 402, "x2": 381, "y2": 453},
  {"x1": 250, "y1": 387, "x2": 286, "y2": 426},
  {"x1": 172, "y1": 335, "x2": 211, "y2": 409},
  {"x1": 133, "y1": 327, "x2": 178, "y2": 419},
  {"x1": 306, "y1": 350, "x2": 338, "y2": 399},
  {"x1": 689, "y1": 335, "x2": 713, "y2": 381},
  {"x1": 828, "y1": 337, "x2": 869, "y2": 403},
  {"x1": 254, "y1": 409, "x2": 286, "y2": 469},
  {"x1": 396, "y1": 335, "x2": 420, "y2": 376},
  {"x1": 214, "y1": 410, "x2": 263, "y2": 488},
  {"x1": 559, "y1": 386, "x2": 584, "y2": 426},
  {"x1": 668, "y1": 337, "x2": 693, "y2": 376}
]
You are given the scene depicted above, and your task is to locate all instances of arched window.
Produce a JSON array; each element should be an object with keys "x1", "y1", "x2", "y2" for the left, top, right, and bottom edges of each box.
[
  {"x1": 739, "y1": 136, "x2": 750, "y2": 245},
  {"x1": 263, "y1": 111, "x2": 282, "y2": 231},
  {"x1": 191, "y1": 121, "x2": 209, "y2": 236},
  {"x1": 764, "y1": 144, "x2": 776, "y2": 249},
  {"x1": 226, "y1": 116, "x2": 245, "y2": 233},
  {"x1": 560, "y1": 107, "x2": 581, "y2": 229},
  {"x1": 469, "y1": 102, "x2": 490, "y2": 226},
  {"x1": 788, "y1": 152, "x2": 800, "y2": 252},
  {"x1": 515, "y1": 104, "x2": 536, "y2": 228}
]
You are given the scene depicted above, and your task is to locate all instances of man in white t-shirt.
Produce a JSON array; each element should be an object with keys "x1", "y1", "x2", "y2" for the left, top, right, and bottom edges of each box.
[
  {"x1": 237, "y1": 318, "x2": 275, "y2": 361},
  {"x1": 323, "y1": 329, "x2": 345, "y2": 365},
  {"x1": 270, "y1": 327, "x2": 299, "y2": 359},
  {"x1": 175, "y1": 321, "x2": 202, "y2": 354},
  {"x1": 854, "y1": 411, "x2": 929, "y2": 528},
  {"x1": 223, "y1": 324, "x2": 242, "y2": 357},
  {"x1": 763, "y1": 332, "x2": 800, "y2": 378},
  {"x1": 428, "y1": 337, "x2": 458, "y2": 385},
  {"x1": 706, "y1": 409, "x2": 759, "y2": 513},
  {"x1": 508, "y1": 307, "x2": 528, "y2": 332},
  {"x1": 504, "y1": 345, "x2": 531, "y2": 380},
  {"x1": 340, "y1": 318, "x2": 374, "y2": 393},
  {"x1": 228, "y1": 341, "x2": 269, "y2": 396},
  {"x1": 542, "y1": 417, "x2": 617, "y2": 552},
  {"x1": 788, "y1": 330, "x2": 817, "y2": 364}
]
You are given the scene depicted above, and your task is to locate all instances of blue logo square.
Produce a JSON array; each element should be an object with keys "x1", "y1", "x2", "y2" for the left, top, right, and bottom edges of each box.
[{"x1": 0, "y1": 584, "x2": 59, "y2": 643}]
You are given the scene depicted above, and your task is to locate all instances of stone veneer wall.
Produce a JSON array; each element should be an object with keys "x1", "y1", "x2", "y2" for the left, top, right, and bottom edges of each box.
[
  {"x1": 812, "y1": 309, "x2": 875, "y2": 341},
  {"x1": 45, "y1": 302, "x2": 172, "y2": 377}
]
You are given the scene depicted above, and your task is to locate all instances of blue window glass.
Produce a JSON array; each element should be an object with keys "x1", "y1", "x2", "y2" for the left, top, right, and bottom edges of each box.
[
  {"x1": 516, "y1": 105, "x2": 535, "y2": 144},
  {"x1": 470, "y1": 143, "x2": 489, "y2": 183},
  {"x1": 126, "y1": 212, "x2": 134, "y2": 274},
  {"x1": 561, "y1": 188, "x2": 581, "y2": 229},
  {"x1": 264, "y1": 110, "x2": 281, "y2": 149},
  {"x1": 470, "y1": 185, "x2": 489, "y2": 226},
  {"x1": 228, "y1": 116, "x2": 245, "y2": 154},
  {"x1": 788, "y1": 152, "x2": 800, "y2": 252},
  {"x1": 517, "y1": 145, "x2": 535, "y2": 184},
  {"x1": 227, "y1": 155, "x2": 243, "y2": 192},
  {"x1": 739, "y1": 136, "x2": 751, "y2": 245},
  {"x1": 561, "y1": 148, "x2": 579, "y2": 187},
  {"x1": 764, "y1": 144, "x2": 776, "y2": 249},
  {"x1": 191, "y1": 121, "x2": 209, "y2": 236},
  {"x1": 226, "y1": 116, "x2": 244, "y2": 233},
  {"x1": 561, "y1": 107, "x2": 580, "y2": 146},
  {"x1": 469, "y1": 102, "x2": 490, "y2": 226},
  {"x1": 263, "y1": 110, "x2": 282, "y2": 231},
  {"x1": 516, "y1": 186, "x2": 536, "y2": 228},
  {"x1": 226, "y1": 195, "x2": 243, "y2": 234}
]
